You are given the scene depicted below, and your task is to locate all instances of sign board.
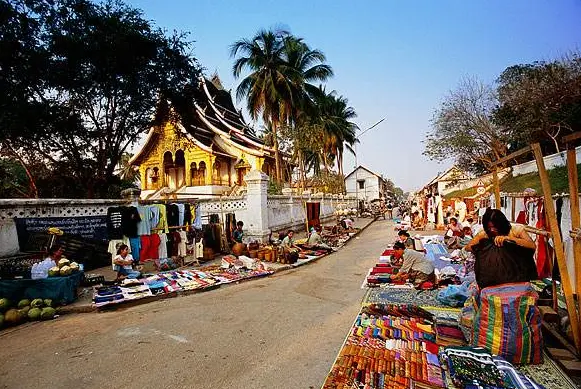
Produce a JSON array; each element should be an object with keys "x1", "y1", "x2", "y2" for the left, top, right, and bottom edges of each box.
[
  {"x1": 476, "y1": 179, "x2": 486, "y2": 195},
  {"x1": 14, "y1": 216, "x2": 108, "y2": 249}
]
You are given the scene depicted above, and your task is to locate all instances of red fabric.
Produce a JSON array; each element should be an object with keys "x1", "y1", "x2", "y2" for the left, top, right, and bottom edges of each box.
[
  {"x1": 140, "y1": 235, "x2": 150, "y2": 261},
  {"x1": 140, "y1": 234, "x2": 160, "y2": 261},
  {"x1": 515, "y1": 210, "x2": 527, "y2": 224},
  {"x1": 535, "y1": 200, "x2": 551, "y2": 278}
]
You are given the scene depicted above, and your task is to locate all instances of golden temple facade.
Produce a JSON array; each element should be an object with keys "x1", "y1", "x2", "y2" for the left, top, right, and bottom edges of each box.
[{"x1": 130, "y1": 76, "x2": 282, "y2": 198}]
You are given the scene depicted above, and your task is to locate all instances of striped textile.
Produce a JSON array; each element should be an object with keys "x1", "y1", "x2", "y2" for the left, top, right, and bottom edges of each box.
[{"x1": 472, "y1": 282, "x2": 543, "y2": 365}]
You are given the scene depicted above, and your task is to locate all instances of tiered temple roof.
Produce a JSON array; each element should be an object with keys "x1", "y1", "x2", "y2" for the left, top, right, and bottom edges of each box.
[{"x1": 130, "y1": 76, "x2": 275, "y2": 165}]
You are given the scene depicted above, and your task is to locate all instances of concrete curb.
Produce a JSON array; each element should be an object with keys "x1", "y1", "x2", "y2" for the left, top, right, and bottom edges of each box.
[{"x1": 53, "y1": 218, "x2": 378, "y2": 314}]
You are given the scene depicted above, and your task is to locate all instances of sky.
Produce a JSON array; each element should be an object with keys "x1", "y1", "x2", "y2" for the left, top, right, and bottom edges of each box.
[{"x1": 128, "y1": 0, "x2": 581, "y2": 191}]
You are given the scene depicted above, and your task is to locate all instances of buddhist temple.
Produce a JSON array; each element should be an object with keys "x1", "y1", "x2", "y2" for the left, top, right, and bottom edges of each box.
[{"x1": 130, "y1": 76, "x2": 289, "y2": 199}]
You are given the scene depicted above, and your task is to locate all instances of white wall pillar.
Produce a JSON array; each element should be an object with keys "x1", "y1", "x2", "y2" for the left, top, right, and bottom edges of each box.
[{"x1": 244, "y1": 169, "x2": 270, "y2": 243}]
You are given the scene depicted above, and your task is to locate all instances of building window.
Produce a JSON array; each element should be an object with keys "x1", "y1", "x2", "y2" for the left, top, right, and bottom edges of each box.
[{"x1": 358, "y1": 180, "x2": 365, "y2": 190}]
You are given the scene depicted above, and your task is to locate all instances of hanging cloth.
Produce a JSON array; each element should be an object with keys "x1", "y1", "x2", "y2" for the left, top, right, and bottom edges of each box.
[{"x1": 535, "y1": 199, "x2": 551, "y2": 279}]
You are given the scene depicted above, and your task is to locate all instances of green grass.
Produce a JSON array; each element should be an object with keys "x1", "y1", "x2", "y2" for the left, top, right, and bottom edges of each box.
[
  {"x1": 444, "y1": 163, "x2": 577, "y2": 199},
  {"x1": 443, "y1": 187, "x2": 478, "y2": 199},
  {"x1": 501, "y1": 164, "x2": 578, "y2": 194}
]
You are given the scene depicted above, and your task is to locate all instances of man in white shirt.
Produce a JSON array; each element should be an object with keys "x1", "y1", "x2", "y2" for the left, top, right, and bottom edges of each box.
[{"x1": 454, "y1": 198, "x2": 467, "y2": 223}]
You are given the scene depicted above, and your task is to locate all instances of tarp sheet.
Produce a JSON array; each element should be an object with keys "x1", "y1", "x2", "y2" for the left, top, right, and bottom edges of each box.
[{"x1": 0, "y1": 272, "x2": 83, "y2": 304}]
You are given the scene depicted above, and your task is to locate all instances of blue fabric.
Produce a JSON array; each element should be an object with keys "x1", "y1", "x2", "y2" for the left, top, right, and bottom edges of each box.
[
  {"x1": 117, "y1": 267, "x2": 140, "y2": 279},
  {"x1": 0, "y1": 272, "x2": 84, "y2": 305},
  {"x1": 129, "y1": 237, "x2": 141, "y2": 263},
  {"x1": 136, "y1": 205, "x2": 152, "y2": 236}
]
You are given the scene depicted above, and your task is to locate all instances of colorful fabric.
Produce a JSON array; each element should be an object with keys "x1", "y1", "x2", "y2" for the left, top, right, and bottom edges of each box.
[{"x1": 472, "y1": 283, "x2": 543, "y2": 365}]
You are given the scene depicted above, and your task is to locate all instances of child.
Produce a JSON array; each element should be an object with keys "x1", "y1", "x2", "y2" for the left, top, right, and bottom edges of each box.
[{"x1": 113, "y1": 244, "x2": 141, "y2": 280}]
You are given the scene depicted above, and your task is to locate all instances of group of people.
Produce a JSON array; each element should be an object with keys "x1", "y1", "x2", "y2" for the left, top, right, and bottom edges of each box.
[{"x1": 389, "y1": 207, "x2": 537, "y2": 290}]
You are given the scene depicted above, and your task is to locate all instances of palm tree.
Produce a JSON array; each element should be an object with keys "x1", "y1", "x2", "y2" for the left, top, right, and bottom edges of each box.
[
  {"x1": 230, "y1": 29, "x2": 294, "y2": 181},
  {"x1": 313, "y1": 88, "x2": 359, "y2": 176},
  {"x1": 231, "y1": 30, "x2": 333, "y2": 182},
  {"x1": 281, "y1": 37, "x2": 333, "y2": 188}
]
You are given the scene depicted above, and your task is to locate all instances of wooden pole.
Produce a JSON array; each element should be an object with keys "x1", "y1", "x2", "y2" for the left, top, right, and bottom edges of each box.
[
  {"x1": 493, "y1": 168, "x2": 501, "y2": 209},
  {"x1": 533, "y1": 142, "x2": 581, "y2": 353},
  {"x1": 567, "y1": 145, "x2": 581, "y2": 313}
]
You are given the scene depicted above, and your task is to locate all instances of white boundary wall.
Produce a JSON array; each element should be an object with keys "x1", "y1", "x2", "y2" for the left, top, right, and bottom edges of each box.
[
  {"x1": 0, "y1": 170, "x2": 354, "y2": 256},
  {"x1": 512, "y1": 146, "x2": 581, "y2": 176}
]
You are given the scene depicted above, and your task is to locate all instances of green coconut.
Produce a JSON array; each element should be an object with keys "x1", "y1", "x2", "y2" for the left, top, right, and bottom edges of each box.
[
  {"x1": 57, "y1": 258, "x2": 70, "y2": 268},
  {"x1": 19, "y1": 306, "x2": 31, "y2": 316},
  {"x1": 27, "y1": 307, "x2": 42, "y2": 321},
  {"x1": 48, "y1": 266, "x2": 60, "y2": 277},
  {"x1": 70, "y1": 262, "x2": 80, "y2": 272},
  {"x1": 0, "y1": 298, "x2": 11, "y2": 312},
  {"x1": 43, "y1": 299, "x2": 53, "y2": 308},
  {"x1": 4, "y1": 309, "x2": 23, "y2": 326},
  {"x1": 59, "y1": 265, "x2": 72, "y2": 276},
  {"x1": 17, "y1": 299, "x2": 30, "y2": 309},
  {"x1": 40, "y1": 307, "x2": 56, "y2": 320},
  {"x1": 30, "y1": 298, "x2": 44, "y2": 308}
]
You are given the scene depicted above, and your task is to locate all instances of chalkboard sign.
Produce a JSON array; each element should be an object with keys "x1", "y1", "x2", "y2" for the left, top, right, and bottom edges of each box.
[{"x1": 15, "y1": 216, "x2": 108, "y2": 249}]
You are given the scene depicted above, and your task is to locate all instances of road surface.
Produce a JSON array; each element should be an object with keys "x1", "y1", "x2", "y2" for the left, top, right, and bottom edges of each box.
[{"x1": 0, "y1": 219, "x2": 395, "y2": 389}]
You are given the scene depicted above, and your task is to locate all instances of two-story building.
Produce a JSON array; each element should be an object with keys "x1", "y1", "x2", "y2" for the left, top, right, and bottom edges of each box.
[{"x1": 344, "y1": 165, "x2": 389, "y2": 202}]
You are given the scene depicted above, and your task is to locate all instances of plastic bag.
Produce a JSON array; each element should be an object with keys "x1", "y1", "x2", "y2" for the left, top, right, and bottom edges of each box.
[{"x1": 436, "y1": 282, "x2": 471, "y2": 307}]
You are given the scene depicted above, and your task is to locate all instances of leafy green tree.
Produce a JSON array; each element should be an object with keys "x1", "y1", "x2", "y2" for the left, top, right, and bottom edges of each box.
[
  {"x1": 494, "y1": 53, "x2": 581, "y2": 152},
  {"x1": 0, "y1": 0, "x2": 200, "y2": 198},
  {"x1": 424, "y1": 77, "x2": 508, "y2": 174}
]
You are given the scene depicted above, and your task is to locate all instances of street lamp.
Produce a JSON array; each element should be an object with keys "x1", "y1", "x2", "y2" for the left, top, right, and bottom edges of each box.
[{"x1": 350, "y1": 118, "x2": 386, "y2": 213}]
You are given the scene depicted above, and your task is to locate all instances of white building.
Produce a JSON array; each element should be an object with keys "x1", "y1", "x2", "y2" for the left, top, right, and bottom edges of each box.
[{"x1": 344, "y1": 165, "x2": 389, "y2": 202}]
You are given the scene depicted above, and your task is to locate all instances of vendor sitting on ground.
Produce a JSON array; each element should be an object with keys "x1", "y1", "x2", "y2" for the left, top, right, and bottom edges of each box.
[
  {"x1": 341, "y1": 217, "x2": 355, "y2": 231},
  {"x1": 397, "y1": 230, "x2": 414, "y2": 249},
  {"x1": 307, "y1": 225, "x2": 332, "y2": 250},
  {"x1": 232, "y1": 221, "x2": 244, "y2": 243},
  {"x1": 281, "y1": 230, "x2": 298, "y2": 250},
  {"x1": 411, "y1": 211, "x2": 424, "y2": 230},
  {"x1": 308, "y1": 225, "x2": 322, "y2": 245},
  {"x1": 458, "y1": 222, "x2": 474, "y2": 247},
  {"x1": 391, "y1": 241, "x2": 435, "y2": 286},
  {"x1": 444, "y1": 217, "x2": 464, "y2": 249},
  {"x1": 113, "y1": 244, "x2": 141, "y2": 280}
]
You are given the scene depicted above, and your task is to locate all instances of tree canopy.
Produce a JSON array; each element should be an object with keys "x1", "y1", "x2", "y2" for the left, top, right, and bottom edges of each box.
[
  {"x1": 0, "y1": 0, "x2": 201, "y2": 197},
  {"x1": 424, "y1": 52, "x2": 581, "y2": 174}
]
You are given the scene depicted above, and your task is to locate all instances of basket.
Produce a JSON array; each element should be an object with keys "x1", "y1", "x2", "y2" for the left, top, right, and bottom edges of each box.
[{"x1": 264, "y1": 251, "x2": 272, "y2": 262}]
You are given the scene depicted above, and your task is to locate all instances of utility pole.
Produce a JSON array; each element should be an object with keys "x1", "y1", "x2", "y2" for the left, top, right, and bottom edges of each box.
[{"x1": 353, "y1": 118, "x2": 385, "y2": 214}]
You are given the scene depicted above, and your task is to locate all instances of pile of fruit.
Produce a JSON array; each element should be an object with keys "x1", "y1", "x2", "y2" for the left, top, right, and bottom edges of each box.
[
  {"x1": 0, "y1": 297, "x2": 57, "y2": 328},
  {"x1": 48, "y1": 258, "x2": 80, "y2": 277}
]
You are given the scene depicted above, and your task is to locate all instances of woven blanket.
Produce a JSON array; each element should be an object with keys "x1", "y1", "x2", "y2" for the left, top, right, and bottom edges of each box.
[{"x1": 364, "y1": 287, "x2": 449, "y2": 308}]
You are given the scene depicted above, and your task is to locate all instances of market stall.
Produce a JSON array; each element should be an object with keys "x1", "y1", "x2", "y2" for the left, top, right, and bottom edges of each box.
[
  {"x1": 323, "y1": 244, "x2": 576, "y2": 389},
  {"x1": 0, "y1": 271, "x2": 83, "y2": 305}
]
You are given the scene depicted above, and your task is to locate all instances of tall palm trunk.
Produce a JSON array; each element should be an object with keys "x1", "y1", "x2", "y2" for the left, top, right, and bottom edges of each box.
[{"x1": 272, "y1": 125, "x2": 282, "y2": 182}]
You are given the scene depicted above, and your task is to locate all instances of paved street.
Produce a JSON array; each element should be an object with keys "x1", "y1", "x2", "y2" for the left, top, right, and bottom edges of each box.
[{"x1": 0, "y1": 219, "x2": 395, "y2": 389}]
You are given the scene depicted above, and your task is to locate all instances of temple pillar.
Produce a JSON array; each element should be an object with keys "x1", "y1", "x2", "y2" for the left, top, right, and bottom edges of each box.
[
  {"x1": 185, "y1": 157, "x2": 192, "y2": 187},
  {"x1": 244, "y1": 169, "x2": 270, "y2": 243},
  {"x1": 206, "y1": 155, "x2": 214, "y2": 185}
]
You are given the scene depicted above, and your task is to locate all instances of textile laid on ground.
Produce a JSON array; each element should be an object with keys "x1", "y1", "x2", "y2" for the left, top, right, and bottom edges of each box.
[
  {"x1": 93, "y1": 266, "x2": 273, "y2": 308},
  {"x1": 518, "y1": 351, "x2": 577, "y2": 389},
  {"x1": 364, "y1": 287, "x2": 449, "y2": 309},
  {"x1": 323, "y1": 303, "x2": 445, "y2": 389},
  {"x1": 440, "y1": 347, "x2": 509, "y2": 388}
]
